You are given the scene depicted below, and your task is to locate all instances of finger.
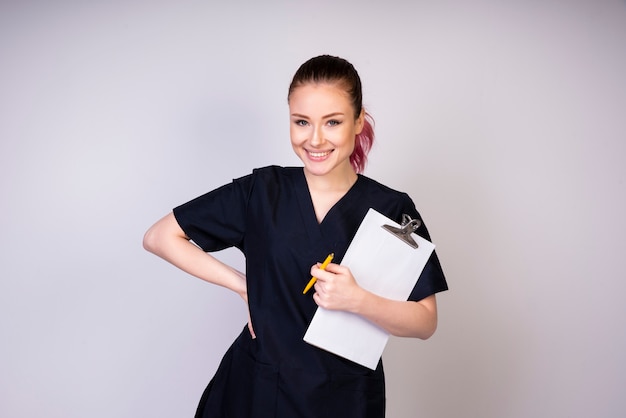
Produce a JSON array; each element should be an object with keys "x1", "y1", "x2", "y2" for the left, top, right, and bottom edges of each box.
[
  {"x1": 313, "y1": 280, "x2": 323, "y2": 294},
  {"x1": 310, "y1": 265, "x2": 318, "y2": 277},
  {"x1": 310, "y1": 266, "x2": 330, "y2": 282},
  {"x1": 312, "y1": 291, "x2": 321, "y2": 306},
  {"x1": 312, "y1": 287, "x2": 325, "y2": 305},
  {"x1": 323, "y1": 263, "x2": 346, "y2": 274}
]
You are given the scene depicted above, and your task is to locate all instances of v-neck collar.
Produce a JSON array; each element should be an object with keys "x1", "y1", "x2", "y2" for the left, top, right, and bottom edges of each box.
[{"x1": 292, "y1": 167, "x2": 363, "y2": 237}]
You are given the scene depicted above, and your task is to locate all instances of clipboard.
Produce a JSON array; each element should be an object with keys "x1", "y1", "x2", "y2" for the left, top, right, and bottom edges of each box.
[{"x1": 303, "y1": 208, "x2": 435, "y2": 370}]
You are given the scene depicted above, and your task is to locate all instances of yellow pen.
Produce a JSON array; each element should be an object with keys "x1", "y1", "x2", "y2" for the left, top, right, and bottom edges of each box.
[{"x1": 303, "y1": 253, "x2": 334, "y2": 294}]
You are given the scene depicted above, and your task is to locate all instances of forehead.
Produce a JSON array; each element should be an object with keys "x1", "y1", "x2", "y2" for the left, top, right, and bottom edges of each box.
[{"x1": 288, "y1": 82, "x2": 352, "y2": 113}]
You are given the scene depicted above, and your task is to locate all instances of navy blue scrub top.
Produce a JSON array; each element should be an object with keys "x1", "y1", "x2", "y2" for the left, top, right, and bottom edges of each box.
[{"x1": 174, "y1": 166, "x2": 448, "y2": 418}]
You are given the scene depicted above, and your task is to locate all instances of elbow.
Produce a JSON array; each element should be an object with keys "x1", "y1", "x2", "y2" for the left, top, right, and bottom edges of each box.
[
  {"x1": 393, "y1": 312, "x2": 437, "y2": 339},
  {"x1": 142, "y1": 227, "x2": 157, "y2": 254},
  {"x1": 143, "y1": 224, "x2": 164, "y2": 255},
  {"x1": 406, "y1": 319, "x2": 436, "y2": 340},
  {"x1": 143, "y1": 213, "x2": 187, "y2": 257},
  {"x1": 413, "y1": 295, "x2": 438, "y2": 340},
  {"x1": 419, "y1": 318, "x2": 438, "y2": 340}
]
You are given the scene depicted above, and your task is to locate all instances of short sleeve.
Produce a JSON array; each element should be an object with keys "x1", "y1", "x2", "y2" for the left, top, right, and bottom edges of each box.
[
  {"x1": 172, "y1": 172, "x2": 255, "y2": 252},
  {"x1": 396, "y1": 194, "x2": 448, "y2": 302}
]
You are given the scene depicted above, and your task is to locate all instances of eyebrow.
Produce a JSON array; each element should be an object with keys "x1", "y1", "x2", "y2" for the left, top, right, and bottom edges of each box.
[{"x1": 290, "y1": 112, "x2": 345, "y2": 119}]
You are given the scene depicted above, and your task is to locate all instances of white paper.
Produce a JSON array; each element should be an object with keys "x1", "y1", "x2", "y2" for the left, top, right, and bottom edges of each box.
[{"x1": 303, "y1": 208, "x2": 435, "y2": 369}]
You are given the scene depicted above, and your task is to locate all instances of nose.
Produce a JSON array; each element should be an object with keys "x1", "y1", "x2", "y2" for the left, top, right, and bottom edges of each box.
[{"x1": 310, "y1": 125, "x2": 324, "y2": 147}]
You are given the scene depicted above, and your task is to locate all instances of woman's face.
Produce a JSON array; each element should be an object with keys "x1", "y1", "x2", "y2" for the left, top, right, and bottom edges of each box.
[{"x1": 289, "y1": 82, "x2": 364, "y2": 179}]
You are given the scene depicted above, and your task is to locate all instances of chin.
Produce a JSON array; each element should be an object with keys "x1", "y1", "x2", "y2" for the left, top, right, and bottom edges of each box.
[{"x1": 303, "y1": 165, "x2": 329, "y2": 176}]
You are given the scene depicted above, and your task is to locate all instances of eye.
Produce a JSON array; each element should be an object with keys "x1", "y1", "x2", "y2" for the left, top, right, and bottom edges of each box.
[
  {"x1": 294, "y1": 119, "x2": 309, "y2": 127},
  {"x1": 327, "y1": 119, "x2": 342, "y2": 127}
]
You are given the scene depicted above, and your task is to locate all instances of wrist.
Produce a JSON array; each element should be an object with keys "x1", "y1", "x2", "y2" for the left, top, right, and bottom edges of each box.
[
  {"x1": 351, "y1": 287, "x2": 371, "y2": 315},
  {"x1": 233, "y1": 270, "x2": 248, "y2": 300}
]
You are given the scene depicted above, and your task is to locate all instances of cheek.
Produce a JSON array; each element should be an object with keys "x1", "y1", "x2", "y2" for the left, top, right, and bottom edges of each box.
[
  {"x1": 289, "y1": 126, "x2": 301, "y2": 144},
  {"x1": 335, "y1": 127, "x2": 357, "y2": 148}
]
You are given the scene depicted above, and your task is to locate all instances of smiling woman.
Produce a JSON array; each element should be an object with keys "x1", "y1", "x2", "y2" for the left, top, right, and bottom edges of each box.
[{"x1": 143, "y1": 54, "x2": 448, "y2": 417}]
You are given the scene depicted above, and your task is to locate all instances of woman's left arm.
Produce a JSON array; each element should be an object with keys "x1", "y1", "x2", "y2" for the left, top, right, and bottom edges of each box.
[{"x1": 311, "y1": 263, "x2": 438, "y2": 339}]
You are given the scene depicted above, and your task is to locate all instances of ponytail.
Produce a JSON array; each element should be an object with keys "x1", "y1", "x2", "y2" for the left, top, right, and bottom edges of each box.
[{"x1": 350, "y1": 112, "x2": 375, "y2": 174}]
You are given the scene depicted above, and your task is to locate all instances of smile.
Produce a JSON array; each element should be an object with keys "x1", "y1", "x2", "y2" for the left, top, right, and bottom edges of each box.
[{"x1": 307, "y1": 150, "x2": 333, "y2": 158}]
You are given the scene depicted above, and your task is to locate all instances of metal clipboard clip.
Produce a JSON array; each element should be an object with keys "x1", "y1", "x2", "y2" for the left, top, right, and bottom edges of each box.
[{"x1": 382, "y1": 214, "x2": 422, "y2": 249}]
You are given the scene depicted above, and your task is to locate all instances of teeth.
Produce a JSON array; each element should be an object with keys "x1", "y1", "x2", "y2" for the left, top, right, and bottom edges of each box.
[{"x1": 309, "y1": 151, "x2": 330, "y2": 157}]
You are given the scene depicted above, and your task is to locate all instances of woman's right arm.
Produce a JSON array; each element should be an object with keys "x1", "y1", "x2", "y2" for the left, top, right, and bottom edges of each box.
[{"x1": 143, "y1": 212, "x2": 247, "y2": 299}]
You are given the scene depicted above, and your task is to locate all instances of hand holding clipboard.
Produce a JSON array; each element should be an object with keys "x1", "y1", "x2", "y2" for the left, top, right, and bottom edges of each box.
[{"x1": 303, "y1": 208, "x2": 435, "y2": 369}]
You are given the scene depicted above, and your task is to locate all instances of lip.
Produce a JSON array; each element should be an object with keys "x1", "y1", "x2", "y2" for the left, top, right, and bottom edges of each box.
[{"x1": 306, "y1": 149, "x2": 333, "y2": 161}]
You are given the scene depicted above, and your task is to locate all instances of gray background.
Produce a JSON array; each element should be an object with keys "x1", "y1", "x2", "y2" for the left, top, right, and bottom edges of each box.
[{"x1": 1, "y1": 1, "x2": 625, "y2": 417}]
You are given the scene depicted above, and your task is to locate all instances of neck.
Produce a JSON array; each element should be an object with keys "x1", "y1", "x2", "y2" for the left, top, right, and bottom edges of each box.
[{"x1": 303, "y1": 165, "x2": 358, "y2": 193}]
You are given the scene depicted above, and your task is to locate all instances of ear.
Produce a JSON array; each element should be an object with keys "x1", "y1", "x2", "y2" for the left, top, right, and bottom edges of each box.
[{"x1": 355, "y1": 108, "x2": 365, "y2": 135}]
